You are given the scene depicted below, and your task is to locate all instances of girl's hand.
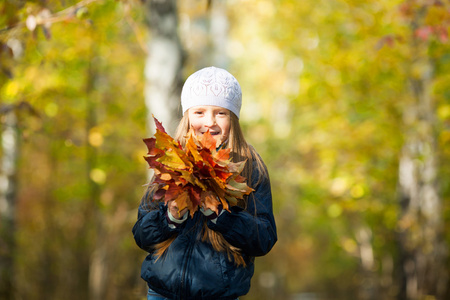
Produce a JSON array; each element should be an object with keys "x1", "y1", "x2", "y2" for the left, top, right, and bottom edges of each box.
[
  {"x1": 168, "y1": 200, "x2": 188, "y2": 220},
  {"x1": 200, "y1": 203, "x2": 223, "y2": 221}
]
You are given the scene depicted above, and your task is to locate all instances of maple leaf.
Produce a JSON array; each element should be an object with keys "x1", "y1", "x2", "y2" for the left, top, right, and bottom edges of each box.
[{"x1": 143, "y1": 116, "x2": 254, "y2": 217}]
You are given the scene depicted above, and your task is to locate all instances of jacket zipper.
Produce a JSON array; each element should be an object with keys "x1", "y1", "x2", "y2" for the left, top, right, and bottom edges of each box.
[{"x1": 179, "y1": 220, "x2": 196, "y2": 299}]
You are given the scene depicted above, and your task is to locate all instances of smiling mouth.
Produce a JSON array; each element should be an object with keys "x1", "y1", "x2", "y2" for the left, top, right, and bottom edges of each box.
[
  {"x1": 201, "y1": 131, "x2": 220, "y2": 136},
  {"x1": 200, "y1": 130, "x2": 220, "y2": 135}
]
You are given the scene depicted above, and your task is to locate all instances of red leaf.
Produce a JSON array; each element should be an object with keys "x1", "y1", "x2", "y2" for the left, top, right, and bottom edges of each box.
[
  {"x1": 415, "y1": 26, "x2": 433, "y2": 41},
  {"x1": 189, "y1": 185, "x2": 202, "y2": 206},
  {"x1": 153, "y1": 115, "x2": 167, "y2": 134},
  {"x1": 154, "y1": 188, "x2": 166, "y2": 201},
  {"x1": 437, "y1": 26, "x2": 448, "y2": 43},
  {"x1": 164, "y1": 182, "x2": 184, "y2": 203}
]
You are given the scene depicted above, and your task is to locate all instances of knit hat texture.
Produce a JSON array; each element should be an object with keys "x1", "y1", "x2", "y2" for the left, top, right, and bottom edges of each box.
[{"x1": 181, "y1": 66, "x2": 242, "y2": 118}]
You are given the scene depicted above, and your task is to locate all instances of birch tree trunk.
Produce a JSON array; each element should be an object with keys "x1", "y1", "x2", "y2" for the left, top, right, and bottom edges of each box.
[
  {"x1": 397, "y1": 17, "x2": 448, "y2": 299},
  {"x1": 356, "y1": 226, "x2": 378, "y2": 300},
  {"x1": 85, "y1": 53, "x2": 108, "y2": 300},
  {"x1": 0, "y1": 106, "x2": 19, "y2": 300},
  {"x1": 209, "y1": 0, "x2": 229, "y2": 69},
  {"x1": 144, "y1": 0, "x2": 184, "y2": 137}
]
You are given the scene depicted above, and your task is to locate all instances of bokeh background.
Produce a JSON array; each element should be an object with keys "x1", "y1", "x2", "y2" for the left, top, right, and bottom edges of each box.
[{"x1": 1, "y1": 0, "x2": 449, "y2": 299}]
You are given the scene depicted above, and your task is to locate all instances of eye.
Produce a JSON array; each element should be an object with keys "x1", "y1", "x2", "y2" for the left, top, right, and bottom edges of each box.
[{"x1": 217, "y1": 111, "x2": 228, "y2": 116}]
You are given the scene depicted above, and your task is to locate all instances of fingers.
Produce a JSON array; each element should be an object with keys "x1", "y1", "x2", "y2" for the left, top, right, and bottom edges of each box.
[
  {"x1": 168, "y1": 200, "x2": 188, "y2": 220},
  {"x1": 179, "y1": 207, "x2": 188, "y2": 217}
]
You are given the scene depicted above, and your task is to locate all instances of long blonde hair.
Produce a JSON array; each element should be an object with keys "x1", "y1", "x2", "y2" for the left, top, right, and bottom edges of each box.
[{"x1": 146, "y1": 111, "x2": 267, "y2": 266}]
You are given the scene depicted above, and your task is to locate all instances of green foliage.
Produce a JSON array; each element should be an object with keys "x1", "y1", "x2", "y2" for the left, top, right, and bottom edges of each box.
[
  {"x1": 1, "y1": 0, "x2": 147, "y2": 299},
  {"x1": 229, "y1": 0, "x2": 450, "y2": 299}
]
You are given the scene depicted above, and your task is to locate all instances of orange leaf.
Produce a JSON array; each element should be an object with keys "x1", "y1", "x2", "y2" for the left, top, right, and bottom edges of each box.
[
  {"x1": 202, "y1": 190, "x2": 221, "y2": 214},
  {"x1": 186, "y1": 130, "x2": 203, "y2": 162},
  {"x1": 198, "y1": 130, "x2": 217, "y2": 152},
  {"x1": 215, "y1": 148, "x2": 231, "y2": 165},
  {"x1": 174, "y1": 190, "x2": 189, "y2": 214}
]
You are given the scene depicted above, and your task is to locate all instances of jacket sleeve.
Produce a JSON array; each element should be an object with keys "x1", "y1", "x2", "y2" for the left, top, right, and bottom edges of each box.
[
  {"x1": 207, "y1": 160, "x2": 277, "y2": 257},
  {"x1": 132, "y1": 189, "x2": 181, "y2": 252}
]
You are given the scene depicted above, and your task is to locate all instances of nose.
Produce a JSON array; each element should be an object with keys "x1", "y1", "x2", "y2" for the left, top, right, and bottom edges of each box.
[{"x1": 204, "y1": 113, "x2": 216, "y2": 127}]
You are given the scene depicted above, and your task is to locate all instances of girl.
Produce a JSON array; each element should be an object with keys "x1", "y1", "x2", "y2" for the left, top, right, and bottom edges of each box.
[{"x1": 133, "y1": 66, "x2": 277, "y2": 300}]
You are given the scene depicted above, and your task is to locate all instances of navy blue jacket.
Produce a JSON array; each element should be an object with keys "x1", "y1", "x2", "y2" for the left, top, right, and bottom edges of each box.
[{"x1": 132, "y1": 161, "x2": 277, "y2": 300}]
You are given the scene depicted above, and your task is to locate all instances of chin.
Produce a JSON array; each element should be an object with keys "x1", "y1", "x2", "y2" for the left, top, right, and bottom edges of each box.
[{"x1": 213, "y1": 137, "x2": 224, "y2": 146}]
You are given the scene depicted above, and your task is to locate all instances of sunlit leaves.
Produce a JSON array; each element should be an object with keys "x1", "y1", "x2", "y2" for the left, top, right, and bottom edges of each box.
[
  {"x1": 0, "y1": 1, "x2": 147, "y2": 299},
  {"x1": 143, "y1": 117, "x2": 253, "y2": 217},
  {"x1": 399, "y1": 0, "x2": 450, "y2": 43},
  {"x1": 229, "y1": 0, "x2": 449, "y2": 297}
]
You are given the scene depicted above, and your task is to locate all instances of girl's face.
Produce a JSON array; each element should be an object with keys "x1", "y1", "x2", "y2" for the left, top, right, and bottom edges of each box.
[{"x1": 188, "y1": 105, "x2": 231, "y2": 146}]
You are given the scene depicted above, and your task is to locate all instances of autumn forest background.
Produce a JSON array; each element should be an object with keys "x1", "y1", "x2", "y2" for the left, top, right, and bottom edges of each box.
[{"x1": 1, "y1": 0, "x2": 450, "y2": 300}]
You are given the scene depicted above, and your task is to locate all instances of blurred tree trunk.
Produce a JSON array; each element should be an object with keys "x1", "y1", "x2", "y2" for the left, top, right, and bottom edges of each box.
[
  {"x1": 0, "y1": 106, "x2": 19, "y2": 300},
  {"x1": 355, "y1": 226, "x2": 378, "y2": 300},
  {"x1": 209, "y1": 0, "x2": 229, "y2": 68},
  {"x1": 85, "y1": 51, "x2": 107, "y2": 300},
  {"x1": 143, "y1": 0, "x2": 184, "y2": 137},
  {"x1": 397, "y1": 7, "x2": 448, "y2": 299},
  {"x1": 0, "y1": 2, "x2": 23, "y2": 298}
]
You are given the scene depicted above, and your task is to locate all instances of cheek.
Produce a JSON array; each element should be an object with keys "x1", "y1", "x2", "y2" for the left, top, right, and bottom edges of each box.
[
  {"x1": 222, "y1": 123, "x2": 231, "y2": 137},
  {"x1": 189, "y1": 120, "x2": 202, "y2": 132}
]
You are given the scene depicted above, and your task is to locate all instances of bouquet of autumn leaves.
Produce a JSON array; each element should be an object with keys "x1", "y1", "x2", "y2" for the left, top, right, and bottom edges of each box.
[{"x1": 143, "y1": 117, "x2": 254, "y2": 218}]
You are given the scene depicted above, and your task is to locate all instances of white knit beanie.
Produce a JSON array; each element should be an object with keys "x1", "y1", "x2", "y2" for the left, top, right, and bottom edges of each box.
[{"x1": 181, "y1": 66, "x2": 242, "y2": 118}]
